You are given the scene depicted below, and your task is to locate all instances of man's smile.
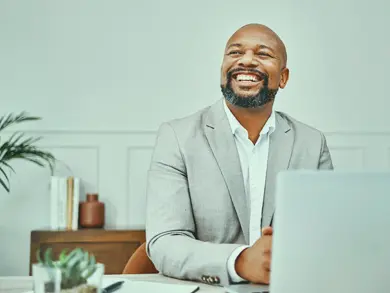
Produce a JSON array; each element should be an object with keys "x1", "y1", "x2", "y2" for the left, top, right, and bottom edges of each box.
[{"x1": 232, "y1": 72, "x2": 263, "y2": 87}]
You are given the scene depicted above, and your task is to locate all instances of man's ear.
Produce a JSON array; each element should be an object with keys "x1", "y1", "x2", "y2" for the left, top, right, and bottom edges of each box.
[{"x1": 279, "y1": 67, "x2": 289, "y2": 89}]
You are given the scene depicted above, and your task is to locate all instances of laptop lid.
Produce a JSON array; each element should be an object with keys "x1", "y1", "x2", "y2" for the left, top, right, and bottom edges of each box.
[
  {"x1": 224, "y1": 283, "x2": 269, "y2": 293},
  {"x1": 270, "y1": 170, "x2": 390, "y2": 293}
]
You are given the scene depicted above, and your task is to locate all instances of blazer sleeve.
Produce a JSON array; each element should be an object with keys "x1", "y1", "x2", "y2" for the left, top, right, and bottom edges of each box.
[
  {"x1": 145, "y1": 122, "x2": 243, "y2": 286},
  {"x1": 318, "y1": 133, "x2": 334, "y2": 170}
]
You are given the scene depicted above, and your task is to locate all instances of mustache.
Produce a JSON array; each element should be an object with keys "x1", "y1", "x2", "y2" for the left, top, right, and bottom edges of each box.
[{"x1": 227, "y1": 68, "x2": 268, "y2": 80}]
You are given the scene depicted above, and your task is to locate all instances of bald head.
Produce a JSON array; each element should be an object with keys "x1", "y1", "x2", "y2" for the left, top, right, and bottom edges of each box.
[{"x1": 226, "y1": 23, "x2": 287, "y2": 67}]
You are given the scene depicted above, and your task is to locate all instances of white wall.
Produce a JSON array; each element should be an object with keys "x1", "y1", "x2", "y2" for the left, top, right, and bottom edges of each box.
[{"x1": 0, "y1": 0, "x2": 389, "y2": 276}]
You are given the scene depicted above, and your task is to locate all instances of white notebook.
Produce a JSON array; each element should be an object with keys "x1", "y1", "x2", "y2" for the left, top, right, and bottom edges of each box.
[{"x1": 25, "y1": 277, "x2": 199, "y2": 293}]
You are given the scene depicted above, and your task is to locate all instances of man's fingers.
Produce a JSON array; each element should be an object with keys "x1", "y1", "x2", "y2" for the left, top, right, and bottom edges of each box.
[
  {"x1": 262, "y1": 226, "x2": 273, "y2": 236},
  {"x1": 252, "y1": 269, "x2": 270, "y2": 285},
  {"x1": 263, "y1": 255, "x2": 271, "y2": 271},
  {"x1": 260, "y1": 270, "x2": 270, "y2": 284}
]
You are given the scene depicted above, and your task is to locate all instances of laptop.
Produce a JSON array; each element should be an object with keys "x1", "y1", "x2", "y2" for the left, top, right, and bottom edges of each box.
[
  {"x1": 224, "y1": 283, "x2": 268, "y2": 293},
  {"x1": 225, "y1": 170, "x2": 390, "y2": 293}
]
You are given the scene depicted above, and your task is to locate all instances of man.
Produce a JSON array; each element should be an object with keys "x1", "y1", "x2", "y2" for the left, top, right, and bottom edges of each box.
[{"x1": 145, "y1": 23, "x2": 333, "y2": 286}]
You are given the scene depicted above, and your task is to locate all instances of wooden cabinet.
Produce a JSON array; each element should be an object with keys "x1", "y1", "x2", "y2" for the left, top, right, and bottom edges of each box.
[{"x1": 29, "y1": 229, "x2": 146, "y2": 275}]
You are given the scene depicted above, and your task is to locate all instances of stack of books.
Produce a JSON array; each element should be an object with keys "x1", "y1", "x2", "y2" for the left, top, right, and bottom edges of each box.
[{"x1": 49, "y1": 176, "x2": 81, "y2": 230}]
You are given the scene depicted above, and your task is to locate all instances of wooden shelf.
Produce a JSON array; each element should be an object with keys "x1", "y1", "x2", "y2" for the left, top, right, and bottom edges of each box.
[{"x1": 30, "y1": 229, "x2": 146, "y2": 275}]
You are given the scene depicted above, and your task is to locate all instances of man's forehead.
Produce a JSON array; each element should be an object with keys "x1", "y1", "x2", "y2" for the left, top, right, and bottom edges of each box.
[
  {"x1": 224, "y1": 24, "x2": 287, "y2": 66},
  {"x1": 226, "y1": 28, "x2": 281, "y2": 50}
]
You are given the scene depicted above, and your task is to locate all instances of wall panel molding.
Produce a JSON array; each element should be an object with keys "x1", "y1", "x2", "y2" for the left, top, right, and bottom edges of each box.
[
  {"x1": 4, "y1": 129, "x2": 390, "y2": 229},
  {"x1": 126, "y1": 146, "x2": 154, "y2": 229}
]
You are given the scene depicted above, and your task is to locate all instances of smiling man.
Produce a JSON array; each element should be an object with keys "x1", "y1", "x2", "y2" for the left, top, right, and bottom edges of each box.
[{"x1": 146, "y1": 23, "x2": 333, "y2": 286}]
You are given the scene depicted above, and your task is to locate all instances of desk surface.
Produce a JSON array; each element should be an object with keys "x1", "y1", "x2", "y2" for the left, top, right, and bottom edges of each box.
[{"x1": 0, "y1": 274, "x2": 225, "y2": 293}]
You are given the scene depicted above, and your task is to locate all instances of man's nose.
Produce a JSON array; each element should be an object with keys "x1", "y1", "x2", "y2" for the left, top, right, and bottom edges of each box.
[{"x1": 238, "y1": 51, "x2": 259, "y2": 67}]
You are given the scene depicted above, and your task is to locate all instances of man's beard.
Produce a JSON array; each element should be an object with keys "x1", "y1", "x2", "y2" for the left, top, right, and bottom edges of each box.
[{"x1": 220, "y1": 68, "x2": 278, "y2": 108}]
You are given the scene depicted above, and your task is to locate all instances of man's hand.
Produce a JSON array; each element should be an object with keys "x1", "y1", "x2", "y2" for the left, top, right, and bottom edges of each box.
[{"x1": 234, "y1": 227, "x2": 273, "y2": 284}]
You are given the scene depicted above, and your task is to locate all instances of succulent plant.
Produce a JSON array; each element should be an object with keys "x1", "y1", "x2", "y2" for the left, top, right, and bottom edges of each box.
[{"x1": 36, "y1": 247, "x2": 98, "y2": 291}]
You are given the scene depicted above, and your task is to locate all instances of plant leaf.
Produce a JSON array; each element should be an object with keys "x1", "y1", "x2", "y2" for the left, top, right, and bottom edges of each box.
[
  {"x1": 82, "y1": 265, "x2": 97, "y2": 279},
  {"x1": 0, "y1": 112, "x2": 56, "y2": 192},
  {"x1": 59, "y1": 249, "x2": 68, "y2": 263},
  {"x1": 0, "y1": 170, "x2": 9, "y2": 193},
  {"x1": 36, "y1": 248, "x2": 42, "y2": 263},
  {"x1": 0, "y1": 161, "x2": 15, "y2": 173},
  {"x1": 0, "y1": 177, "x2": 9, "y2": 192},
  {"x1": 0, "y1": 167, "x2": 9, "y2": 182},
  {"x1": 0, "y1": 134, "x2": 55, "y2": 174},
  {"x1": 44, "y1": 248, "x2": 54, "y2": 266},
  {"x1": 78, "y1": 252, "x2": 89, "y2": 273},
  {"x1": 64, "y1": 248, "x2": 82, "y2": 263},
  {"x1": 0, "y1": 112, "x2": 41, "y2": 132},
  {"x1": 89, "y1": 254, "x2": 96, "y2": 266},
  {"x1": 18, "y1": 157, "x2": 45, "y2": 167}
]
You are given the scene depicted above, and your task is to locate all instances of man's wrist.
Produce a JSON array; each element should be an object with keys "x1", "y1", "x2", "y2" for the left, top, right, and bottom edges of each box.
[
  {"x1": 227, "y1": 246, "x2": 249, "y2": 283},
  {"x1": 235, "y1": 247, "x2": 249, "y2": 280}
]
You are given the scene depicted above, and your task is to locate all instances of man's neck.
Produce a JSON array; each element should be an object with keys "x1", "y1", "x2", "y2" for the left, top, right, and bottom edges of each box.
[{"x1": 226, "y1": 101, "x2": 273, "y2": 144}]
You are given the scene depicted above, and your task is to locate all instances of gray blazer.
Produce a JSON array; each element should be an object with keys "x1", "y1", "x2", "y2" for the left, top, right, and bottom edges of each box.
[{"x1": 145, "y1": 99, "x2": 333, "y2": 286}]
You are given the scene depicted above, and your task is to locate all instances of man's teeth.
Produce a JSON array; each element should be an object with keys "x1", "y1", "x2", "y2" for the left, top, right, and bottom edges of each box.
[{"x1": 236, "y1": 74, "x2": 259, "y2": 82}]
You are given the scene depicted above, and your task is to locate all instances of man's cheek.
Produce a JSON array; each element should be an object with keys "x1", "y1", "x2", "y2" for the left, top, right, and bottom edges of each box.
[{"x1": 221, "y1": 74, "x2": 228, "y2": 85}]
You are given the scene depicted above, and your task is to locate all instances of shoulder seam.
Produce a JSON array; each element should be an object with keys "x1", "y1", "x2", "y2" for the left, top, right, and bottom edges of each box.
[{"x1": 165, "y1": 122, "x2": 187, "y2": 172}]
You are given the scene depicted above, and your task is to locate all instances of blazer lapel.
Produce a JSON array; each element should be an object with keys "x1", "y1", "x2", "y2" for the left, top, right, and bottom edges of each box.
[
  {"x1": 262, "y1": 112, "x2": 294, "y2": 228},
  {"x1": 204, "y1": 100, "x2": 250, "y2": 244}
]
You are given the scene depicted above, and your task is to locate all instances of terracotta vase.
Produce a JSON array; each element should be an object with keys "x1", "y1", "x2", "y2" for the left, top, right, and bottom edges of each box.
[{"x1": 79, "y1": 193, "x2": 105, "y2": 228}]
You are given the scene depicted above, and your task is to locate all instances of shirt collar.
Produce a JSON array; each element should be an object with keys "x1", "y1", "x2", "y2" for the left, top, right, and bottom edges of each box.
[{"x1": 223, "y1": 99, "x2": 276, "y2": 136}]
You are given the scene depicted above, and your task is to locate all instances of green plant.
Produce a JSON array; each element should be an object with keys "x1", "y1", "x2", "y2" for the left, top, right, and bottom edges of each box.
[
  {"x1": 0, "y1": 112, "x2": 56, "y2": 192},
  {"x1": 36, "y1": 247, "x2": 98, "y2": 291}
]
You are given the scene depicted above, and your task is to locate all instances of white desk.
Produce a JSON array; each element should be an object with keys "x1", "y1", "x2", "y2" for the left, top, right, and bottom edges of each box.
[{"x1": 0, "y1": 274, "x2": 225, "y2": 293}]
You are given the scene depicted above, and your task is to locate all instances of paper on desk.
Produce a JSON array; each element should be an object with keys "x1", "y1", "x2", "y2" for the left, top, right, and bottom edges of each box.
[
  {"x1": 104, "y1": 277, "x2": 199, "y2": 293},
  {"x1": 24, "y1": 277, "x2": 199, "y2": 293}
]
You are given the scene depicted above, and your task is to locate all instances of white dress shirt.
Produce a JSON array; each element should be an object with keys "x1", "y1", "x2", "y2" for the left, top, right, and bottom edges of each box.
[{"x1": 223, "y1": 100, "x2": 276, "y2": 283}]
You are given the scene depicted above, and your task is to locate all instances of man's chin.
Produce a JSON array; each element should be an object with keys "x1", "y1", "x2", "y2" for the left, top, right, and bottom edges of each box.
[{"x1": 232, "y1": 90, "x2": 261, "y2": 99}]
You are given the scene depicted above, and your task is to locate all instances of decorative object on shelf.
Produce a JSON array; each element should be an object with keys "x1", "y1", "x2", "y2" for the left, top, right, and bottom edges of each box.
[
  {"x1": 79, "y1": 193, "x2": 105, "y2": 229},
  {"x1": 0, "y1": 112, "x2": 56, "y2": 192},
  {"x1": 33, "y1": 247, "x2": 104, "y2": 293}
]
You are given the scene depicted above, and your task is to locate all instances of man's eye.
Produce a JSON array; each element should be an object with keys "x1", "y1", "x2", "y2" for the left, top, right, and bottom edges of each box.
[
  {"x1": 228, "y1": 51, "x2": 242, "y2": 55},
  {"x1": 257, "y1": 52, "x2": 272, "y2": 57}
]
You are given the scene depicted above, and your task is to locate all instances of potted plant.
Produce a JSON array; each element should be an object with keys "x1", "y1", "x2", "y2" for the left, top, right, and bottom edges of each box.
[
  {"x1": 34, "y1": 247, "x2": 103, "y2": 293},
  {"x1": 0, "y1": 112, "x2": 56, "y2": 192}
]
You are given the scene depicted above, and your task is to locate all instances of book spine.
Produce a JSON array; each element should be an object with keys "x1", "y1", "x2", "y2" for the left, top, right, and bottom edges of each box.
[
  {"x1": 72, "y1": 178, "x2": 80, "y2": 230},
  {"x1": 58, "y1": 178, "x2": 67, "y2": 229},
  {"x1": 49, "y1": 176, "x2": 59, "y2": 229},
  {"x1": 66, "y1": 176, "x2": 74, "y2": 230}
]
